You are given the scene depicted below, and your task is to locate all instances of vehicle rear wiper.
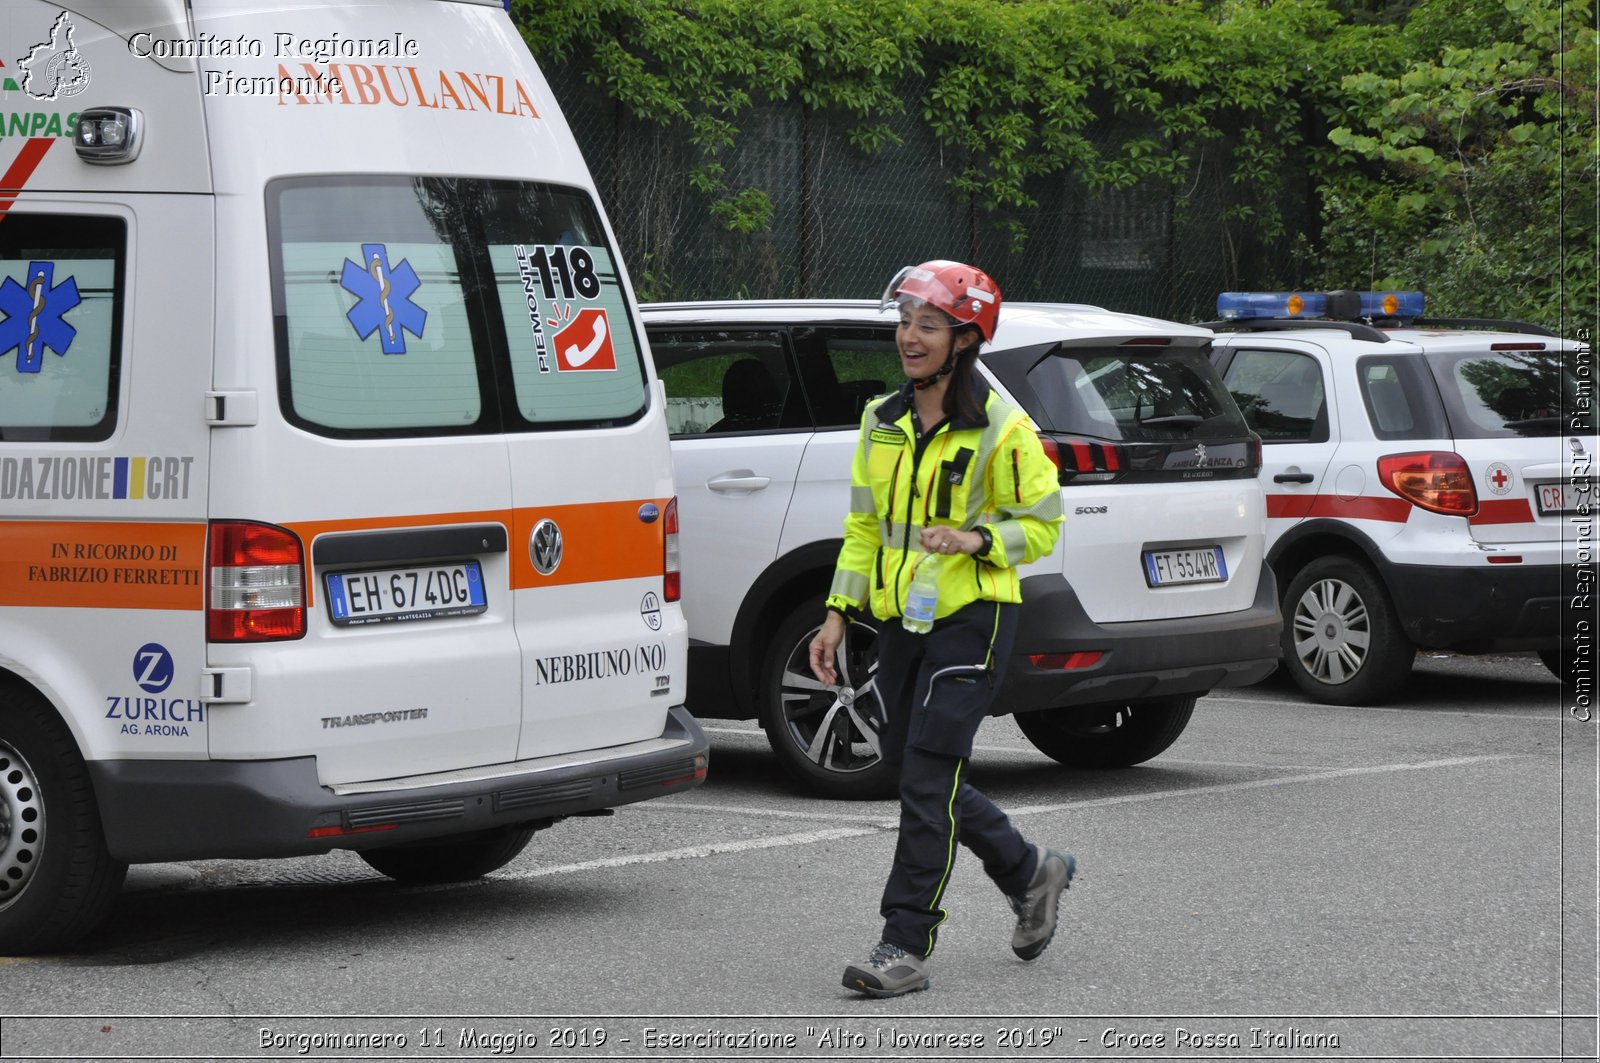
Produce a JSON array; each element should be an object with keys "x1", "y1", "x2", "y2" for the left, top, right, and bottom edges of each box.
[
  {"x1": 1138, "y1": 414, "x2": 1205, "y2": 430},
  {"x1": 1503, "y1": 416, "x2": 1562, "y2": 434}
]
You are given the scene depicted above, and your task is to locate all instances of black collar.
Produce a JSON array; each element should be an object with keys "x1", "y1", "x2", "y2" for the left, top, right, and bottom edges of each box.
[{"x1": 877, "y1": 376, "x2": 992, "y2": 431}]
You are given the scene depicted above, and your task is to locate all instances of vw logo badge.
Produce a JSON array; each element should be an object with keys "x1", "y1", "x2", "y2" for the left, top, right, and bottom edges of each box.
[{"x1": 530, "y1": 518, "x2": 563, "y2": 576}]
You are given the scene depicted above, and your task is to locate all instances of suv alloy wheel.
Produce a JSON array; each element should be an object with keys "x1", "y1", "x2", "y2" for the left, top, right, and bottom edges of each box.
[{"x1": 759, "y1": 603, "x2": 895, "y2": 799}]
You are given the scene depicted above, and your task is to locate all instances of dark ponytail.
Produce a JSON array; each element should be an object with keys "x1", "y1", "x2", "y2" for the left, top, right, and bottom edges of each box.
[{"x1": 943, "y1": 324, "x2": 987, "y2": 423}]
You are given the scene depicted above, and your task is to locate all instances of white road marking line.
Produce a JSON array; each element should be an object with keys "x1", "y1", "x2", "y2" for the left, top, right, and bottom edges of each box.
[
  {"x1": 1202, "y1": 693, "x2": 1554, "y2": 720},
  {"x1": 638, "y1": 755, "x2": 1521, "y2": 836},
  {"x1": 1003, "y1": 754, "x2": 1523, "y2": 818},
  {"x1": 644, "y1": 800, "x2": 899, "y2": 827},
  {"x1": 507, "y1": 755, "x2": 1520, "y2": 880},
  {"x1": 701, "y1": 724, "x2": 1339, "y2": 770},
  {"x1": 1152, "y1": 757, "x2": 1339, "y2": 770},
  {"x1": 495, "y1": 826, "x2": 884, "y2": 881}
]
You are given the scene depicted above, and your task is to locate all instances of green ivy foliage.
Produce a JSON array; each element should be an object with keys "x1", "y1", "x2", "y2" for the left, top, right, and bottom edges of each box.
[
  {"x1": 1314, "y1": 0, "x2": 1594, "y2": 330},
  {"x1": 514, "y1": 0, "x2": 1590, "y2": 328}
]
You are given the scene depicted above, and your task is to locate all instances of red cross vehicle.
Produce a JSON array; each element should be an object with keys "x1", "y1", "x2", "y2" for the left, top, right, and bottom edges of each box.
[{"x1": 1205, "y1": 291, "x2": 1592, "y2": 703}]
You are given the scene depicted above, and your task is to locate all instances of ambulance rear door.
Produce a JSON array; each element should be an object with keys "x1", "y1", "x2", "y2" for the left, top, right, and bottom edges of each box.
[
  {"x1": 1421, "y1": 338, "x2": 1580, "y2": 550},
  {"x1": 194, "y1": 0, "x2": 533, "y2": 785},
  {"x1": 480, "y1": 183, "x2": 683, "y2": 761}
]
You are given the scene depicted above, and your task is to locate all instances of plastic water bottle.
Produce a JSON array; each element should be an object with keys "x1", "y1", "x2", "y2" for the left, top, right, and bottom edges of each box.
[{"x1": 902, "y1": 552, "x2": 941, "y2": 633}]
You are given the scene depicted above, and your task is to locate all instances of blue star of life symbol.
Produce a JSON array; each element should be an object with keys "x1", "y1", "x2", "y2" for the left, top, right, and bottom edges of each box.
[
  {"x1": 339, "y1": 243, "x2": 425, "y2": 355},
  {"x1": 0, "y1": 262, "x2": 81, "y2": 374}
]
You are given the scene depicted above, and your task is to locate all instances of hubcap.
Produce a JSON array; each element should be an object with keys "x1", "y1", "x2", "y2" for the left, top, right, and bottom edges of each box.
[
  {"x1": 775, "y1": 621, "x2": 883, "y2": 775},
  {"x1": 0, "y1": 740, "x2": 44, "y2": 909},
  {"x1": 1291, "y1": 577, "x2": 1370, "y2": 685}
]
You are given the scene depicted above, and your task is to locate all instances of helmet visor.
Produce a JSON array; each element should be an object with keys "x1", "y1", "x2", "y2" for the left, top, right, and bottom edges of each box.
[{"x1": 879, "y1": 264, "x2": 961, "y2": 315}]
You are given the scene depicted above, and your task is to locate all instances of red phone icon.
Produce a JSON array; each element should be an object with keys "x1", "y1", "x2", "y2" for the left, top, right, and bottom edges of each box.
[{"x1": 554, "y1": 308, "x2": 617, "y2": 372}]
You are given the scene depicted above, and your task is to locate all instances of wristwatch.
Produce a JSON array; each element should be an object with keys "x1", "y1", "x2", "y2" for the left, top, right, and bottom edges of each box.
[{"x1": 974, "y1": 525, "x2": 994, "y2": 559}]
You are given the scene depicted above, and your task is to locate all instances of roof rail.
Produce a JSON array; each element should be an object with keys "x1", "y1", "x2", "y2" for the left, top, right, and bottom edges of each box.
[
  {"x1": 1198, "y1": 319, "x2": 1390, "y2": 343},
  {"x1": 1411, "y1": 317, "x2": 1557, "y2": 337}
]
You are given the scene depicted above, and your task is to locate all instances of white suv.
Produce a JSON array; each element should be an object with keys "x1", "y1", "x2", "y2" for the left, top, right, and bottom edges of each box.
[
  {"x1": 643, "y1": 300, "x2": 1281, "y2": 797},
  {"x1": 1206, "y1": 290, "x2": 1590, "y2": 704}
]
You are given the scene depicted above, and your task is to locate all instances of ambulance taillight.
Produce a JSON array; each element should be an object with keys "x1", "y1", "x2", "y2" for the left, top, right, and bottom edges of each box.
[
  {"x1": 207, "y1": 521, "x2": 307, "y2": 641},
  {"x1": 664, "y1": 497, "x2": 681, "y2": 602},
  {"x1": 1376, "y1": 452, "x2": 1479, "y2": 517}
]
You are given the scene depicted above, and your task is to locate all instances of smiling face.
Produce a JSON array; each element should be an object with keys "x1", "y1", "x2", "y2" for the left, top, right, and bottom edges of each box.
[{"x1": 896, "y1": 301, "x2": 974, "y2": 383}]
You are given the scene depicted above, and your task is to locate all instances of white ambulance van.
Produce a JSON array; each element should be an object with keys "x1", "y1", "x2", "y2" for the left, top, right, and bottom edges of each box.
[{"x1": 0, "y1": 0, "x2": 706, "y2": 952}]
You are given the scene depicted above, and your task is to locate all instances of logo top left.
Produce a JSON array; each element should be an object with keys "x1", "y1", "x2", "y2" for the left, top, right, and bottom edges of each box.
[{"x1": 17, "y1": 12, "x2": 92, "y2": 101}]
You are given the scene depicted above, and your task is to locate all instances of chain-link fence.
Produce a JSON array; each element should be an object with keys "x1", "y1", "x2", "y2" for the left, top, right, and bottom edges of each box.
[{"x1": 546, "y1": 65, "x2": 1311, "y2": 323}]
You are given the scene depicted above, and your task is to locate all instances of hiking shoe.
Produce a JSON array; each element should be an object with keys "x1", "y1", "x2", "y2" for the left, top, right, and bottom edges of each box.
[
  {"x1": 842, "y1": 940, "x2": 931, "y2": 997},
  {"x1": 1007, "y1": 845, "x2": 1075, "y2": 961}
]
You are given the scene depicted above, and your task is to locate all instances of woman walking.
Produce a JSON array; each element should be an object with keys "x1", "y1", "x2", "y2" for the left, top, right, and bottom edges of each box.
[{"x1": 809, "y1": 260, "x2": 1076, "y2": 998}]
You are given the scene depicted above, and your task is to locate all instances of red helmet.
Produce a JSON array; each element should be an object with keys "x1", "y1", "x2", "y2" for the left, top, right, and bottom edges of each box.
[{"x1": 881, "y1": 259, "x2": 1002, "y2": 342}]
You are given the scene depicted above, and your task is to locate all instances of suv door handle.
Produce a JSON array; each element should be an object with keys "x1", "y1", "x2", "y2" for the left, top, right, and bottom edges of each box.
[
  {"x1": 708, "y1": 472, "x2": 772, "y2": 493},
  {"x1": 1273, "y1": 471, "x2": 1315, "y2": 484}
]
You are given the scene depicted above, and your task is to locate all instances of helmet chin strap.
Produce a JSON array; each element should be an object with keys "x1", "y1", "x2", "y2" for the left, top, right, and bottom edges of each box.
[{"x1": 911, "y1": 348, "x2": 957, "y2": 390}]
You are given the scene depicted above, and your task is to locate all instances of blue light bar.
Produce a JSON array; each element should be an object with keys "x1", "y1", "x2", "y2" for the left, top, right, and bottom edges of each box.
[
  {"x1": 1215, "y1": 292, "x2": 1326, "y2": 321},
  {"x1": 1216, "y1": 290, "x2": 1426, "y2": 322}
]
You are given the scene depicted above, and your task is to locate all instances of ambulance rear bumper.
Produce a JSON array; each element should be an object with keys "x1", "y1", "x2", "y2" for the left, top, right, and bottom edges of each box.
[
  {"x1": 89, "y1": 704, "x2": 709, "y2": 863},
  {"x1": 1380, "y1": 559, "x2": 1565, "y2": 651}
]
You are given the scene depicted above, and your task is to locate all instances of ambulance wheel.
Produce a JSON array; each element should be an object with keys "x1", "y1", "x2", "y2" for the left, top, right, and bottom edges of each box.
[
  {"x1": 759, "y1": 605, "x2": 896, "y2": 800},
  {"x1": 1281, "y1": 556, "x2": 1413, "y2": 705},
  {"x1": 357, "y1": 824, "x2": 537, "y2": 884},
  {"x1": 1014, "y1": 696, "x2": 1196, "y2": 768},
  {"x1": 0, "y1": 689, "x2": 127, "y2": 954}
]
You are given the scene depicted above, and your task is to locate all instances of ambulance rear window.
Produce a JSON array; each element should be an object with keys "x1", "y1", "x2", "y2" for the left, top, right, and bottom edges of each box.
[
  {"x1": 1427, "y1": 348, "x2": 1579, "y2": 439},
  {"x1": 268, "y1": 177, "x2": 647, "y2": 437},
  {"x1": 0, "y1": 213, "x2": 124, "y2": 442}
]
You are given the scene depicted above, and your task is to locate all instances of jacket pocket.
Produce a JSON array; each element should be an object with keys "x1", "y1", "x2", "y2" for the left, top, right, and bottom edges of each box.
[{"x1": 934, "y1": 447, "x2": 974, "y2": 520}]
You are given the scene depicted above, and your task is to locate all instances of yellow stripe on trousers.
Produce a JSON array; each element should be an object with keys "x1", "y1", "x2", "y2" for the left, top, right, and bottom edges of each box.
[{"x1": 925, "y1": 757, "x2": 963, "y2": 956}]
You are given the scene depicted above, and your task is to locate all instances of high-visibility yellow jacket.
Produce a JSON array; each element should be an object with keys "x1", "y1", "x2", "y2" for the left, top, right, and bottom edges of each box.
[{"x1": 825, "y1": 381, "x2": 1063, "y2": 622}]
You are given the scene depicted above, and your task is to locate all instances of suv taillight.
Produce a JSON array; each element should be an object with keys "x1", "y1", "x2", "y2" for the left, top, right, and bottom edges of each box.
[
  {"x1": 1036, "y1": 433, "x2": 1062, "y2": 475},
  {"x1": 663, "y1": 497, "x2": 681, "y2": 602},
  {"x1": 1047, "y1": 434, "x2": 1124, "y2": 484},
  {"x1": 1377, "y1": 452, "x2": 1478, "y2": 517},
  {"x1": 207, "y1": 521, "x2": 306, "y2": 641}
]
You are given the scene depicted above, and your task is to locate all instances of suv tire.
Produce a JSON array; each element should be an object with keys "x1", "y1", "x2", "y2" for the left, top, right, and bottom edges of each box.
[
  {"x1": 0, "y1": 689, "x2": 127, "y2": 954},
  {"x1": 759, "y1": 604, "x2": 896, "y2": 799},
  {"x1": 1014, "y1": 697, "x2": 1197, "y2": 768},
  {"x1": 1281, "y1": 556, "x2": 1413, "y2": 705},
  {"x1": 357, "y1": 824, "x2": 537, "y2": 883}
]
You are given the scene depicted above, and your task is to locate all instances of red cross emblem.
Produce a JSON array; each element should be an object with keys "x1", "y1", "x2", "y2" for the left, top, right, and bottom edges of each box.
[{"x1": 1491, "y1": 467, "x2": 1509, "y2": 489}]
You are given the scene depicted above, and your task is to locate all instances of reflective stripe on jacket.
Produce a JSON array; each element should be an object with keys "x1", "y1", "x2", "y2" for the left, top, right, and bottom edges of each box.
[{"x1": 825, "y1": 380, "x2": 1063, "y2": 622}]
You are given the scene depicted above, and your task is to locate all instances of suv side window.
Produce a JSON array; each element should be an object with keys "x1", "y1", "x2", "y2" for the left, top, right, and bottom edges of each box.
[
  {"x1": 1355, "y1": 355, "x2": 1448, "y2": 440},
  {"x1": 652, "y1": 330, "x2": 796, "y2": 436},
  {"x1": 792, "y1": 327, "x2": 900, "y2": 429},
  {"x1": 0, "y1": 213, "x2": 125, "y2": 442},
  {"x1": 1222, "y1": 348, "x2": 1329, "y2": 443}
]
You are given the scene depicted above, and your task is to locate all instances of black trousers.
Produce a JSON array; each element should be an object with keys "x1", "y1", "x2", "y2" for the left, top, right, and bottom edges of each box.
[{"x1": 874, "y1": 600, "x2": 1038, "y2": 956}]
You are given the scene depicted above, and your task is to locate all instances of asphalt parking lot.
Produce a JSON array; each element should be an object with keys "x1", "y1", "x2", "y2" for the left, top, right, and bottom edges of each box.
[{"x1": 2, "y1": 652, "x2": 1594, "y2": 1061}]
